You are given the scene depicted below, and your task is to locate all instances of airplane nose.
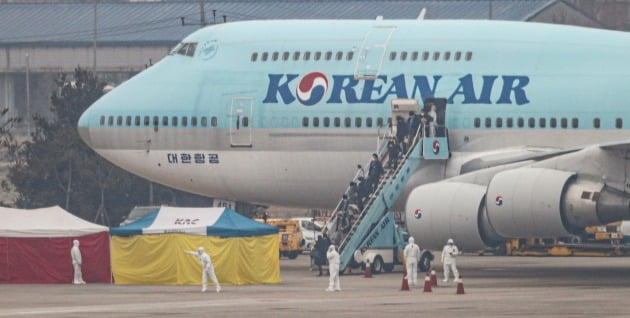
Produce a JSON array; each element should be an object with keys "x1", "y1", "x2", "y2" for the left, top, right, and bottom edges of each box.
[{"x1": 77, "y1": 110, "x2": 92, "y2": 148}]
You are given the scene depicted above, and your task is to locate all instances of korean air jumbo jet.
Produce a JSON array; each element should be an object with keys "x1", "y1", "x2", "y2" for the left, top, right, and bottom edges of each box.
[{"x1": 78, "y1": 19, "x2": 630, "y2": 250}]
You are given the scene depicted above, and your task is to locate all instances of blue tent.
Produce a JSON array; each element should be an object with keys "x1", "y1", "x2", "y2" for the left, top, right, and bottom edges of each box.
[{"x1": 110, "y1": 207, "x2": 277, "y2": 237}]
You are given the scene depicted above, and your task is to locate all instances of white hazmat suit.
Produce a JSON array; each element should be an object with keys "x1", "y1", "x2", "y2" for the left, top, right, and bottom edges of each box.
[
  {"x1": 441, "y1": 238, "x2": 460, "y2": 282},
  {"x1": 326, "y1": 245, "x2": 341, "y2": 292},
  {"x1": 186, "y1": 247, "x2": 221, "y2": 293},
  {"x1": 403, "y1": 236, "x2": 421, "y2": 286},
  {"x1": 70, "y1": 240, "x2": 86, "y2": 285}
]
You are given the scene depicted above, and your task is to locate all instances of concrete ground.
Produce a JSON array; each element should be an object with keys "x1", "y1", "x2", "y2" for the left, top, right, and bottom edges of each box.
[{"x1": 1, "y1": 254, "x2": 630, "y2": 317}]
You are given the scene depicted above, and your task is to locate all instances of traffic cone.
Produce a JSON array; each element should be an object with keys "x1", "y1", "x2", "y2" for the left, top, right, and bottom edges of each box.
[
  {"x1": 364, "y1": 259, "x2": 373, "y2": 278},
  {"x1": 423, "y1": 273, "x2": 432, "y2": 293},
  {"x1": 430, "y1": 268, "x2": 438, "y2": 287},
  {"x1": 400, "y1": 269, "x2": 410, "y2": 291},
  {"x1": 456, "y1": 275, "x2": 465, "y2": 295}
]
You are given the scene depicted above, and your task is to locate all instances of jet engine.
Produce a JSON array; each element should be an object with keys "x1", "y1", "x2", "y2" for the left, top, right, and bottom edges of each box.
[{"x1": 406, "y1": 168, "x2": 630, "y2": 250}]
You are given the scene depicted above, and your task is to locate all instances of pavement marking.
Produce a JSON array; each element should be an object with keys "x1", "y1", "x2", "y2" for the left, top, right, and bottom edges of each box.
[{"x1": 0, "y1": 295, "x2": 357, "y2": 316}]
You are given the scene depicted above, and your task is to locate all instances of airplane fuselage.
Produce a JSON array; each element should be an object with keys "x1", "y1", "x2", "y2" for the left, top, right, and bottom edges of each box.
[{"x1": 78, "y1": 19, "x2": 630, "y2": 208}]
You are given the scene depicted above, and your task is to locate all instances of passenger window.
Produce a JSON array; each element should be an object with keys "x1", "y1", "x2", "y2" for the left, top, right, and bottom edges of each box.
[
  {"x1": 325, "y1": 51, "x2": 332, "y2": 60},
  {"x1": 135, "y1": 116, "x2": 140, "y2": 126},
  {"x1": 211, "y1": 116, "x2": 217, "y2": 127},
  {"x1": 304, "y1": 52, "x2": 311, "y2": 61},
  {"x1": 485, "y1": 117, "x2": 491, "y2": 128},
  {"x1": 324, "y1": 117, "x2": 330, "y2": 127},
  {"x1": 561, "y1": 118, "x2": 568, "y2": 128},
  {"x1": 422, "y1": 52, "x2": 429, "y2": 61},
  {"x1": 144, "y1": 116, "x2": 150, "y2": 126},
  {"x1": 344, "y1": 117, "x2": 351, "y2": 127},
  {"x1": 302, "y1": 117, "x2": 309, "y2": 127},
  {"x1": 162, "y1": 116, "x2": 168, "y2": 126},
  {"x1": 507, "y1": 118, "x2": 513, "y2": 128},
  {"x1": 108, "y1": 116, "x2": 114, "y2": 126},
  {"x1": 389, "y1": 52, "x2": 397, "y2": 61},
  {"x1": 126, "y1": 116, "x2": 131, "y2": 126},
  {"x1": 539, "y1": 118, "x2": 546, "y2": 128},
  {"x1": 182, "y1": 116, "x2": 188, "y2": 127},
  {"x1": 100, "y1": 116, "x2": 105, "y2": 125},
  {"x1": 366, "y1": 117, "x2": 373, "y2": 128},
  {"x1": 270, "y1": 52, "x2": 278, "y2": 61},
  {"x1": 201, "y1": 116, "x2": 208, "y2": 127},
  {"x1": 400, "y1": 51, "x2": 408, "y2": 61},
  {"x1": 293, "y1": 52, "x2": 300, "y2": 61},
  {"x1": 313, "y1": 117, "x2": 319, "y2": 127},
  {"x1": 355, "y1": 117, "x2": 362, "y2": 128},
  {"x1": 314, "y1": 51, "x2": 322, "y2": 61},
  {"x1": 191, "y1": 116, "x2": 198, "y2": 127},
  {"x1": 346, "y1": 51, "x2": 354, "y2": 61},
  {"x1": 517, "y1": 117, "x2": 524, "y2": 128},
  {"x1": 377, "y1": 117, "x2": 384, "y2": 127},
  {"x1": 571, "y1": 118, "x2": 579, "y2": 128},
  {"x1": 335, "y1": 51, "x2": 343, "y2": 61},
  {"x1": 334, "y1": 117, "x2": 340, "y2": 127},
  {"x1": 433, "y1": 52, "x2": 440, "y2": 61},
  {"x1": 172, "y1": 116, "x2": 178, "y2": 127},
  {"x1": 282, "y1": 52, "x2": 289, "y2": 61},
  {"x1": 592, "y1": 118, "x2": 599, "y2": 129},
  {"x1": 411, "y1": 52, "x2": 418, "y2": 61},
  {"x1": 465, "y1": 51, "x2": 473, "y2": 61},
  {"x1": 496, "y1": 117, "x2": 503, "y2": 128},
  {"x1": 616, "y1": 118, "x2": 623, "y2": 129},
  {"x1": 261, "y1": 52, "x2": 268, "y2": 61},
  {"x1": 454, "y1": 52, "x2": 461, "y2": 61},
  {"x1": 251, "y1": 53, "x2": 258, "y2": 62},
  {"x1": 153, "y1": 116, "x2": 159, "y2": 127},
  {"x1": 242, "y1": 117, "x2": 249, "y2": 127},
  {"x1": 444, "y1": 52, "x2": 451, "y2": 61},
  {"x1": 528, "y1": 117, "x2": 535, "y2": 128},
  {"x1": 550, "y1": 118, "x2": 557, "y2": 128},
  {"x1": 474, "y1": 118, "x2": 480, "y2": 128}
]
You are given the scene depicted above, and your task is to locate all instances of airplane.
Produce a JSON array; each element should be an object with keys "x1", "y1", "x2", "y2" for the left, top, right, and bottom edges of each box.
[{"x1": 77, "y1": 18, "x2": 630, "y2": 251}]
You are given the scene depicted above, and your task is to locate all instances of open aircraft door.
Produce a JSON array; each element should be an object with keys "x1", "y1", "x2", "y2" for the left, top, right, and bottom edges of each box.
[
  {"x1": 229, "y1": 96, "x2": 253, "y2": 147},
  {"x1": 354, "y1": 26, "x2": 396, "y2": 80}
]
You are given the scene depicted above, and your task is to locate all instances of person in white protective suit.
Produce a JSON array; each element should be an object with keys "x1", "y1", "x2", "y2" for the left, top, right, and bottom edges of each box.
[
  {"x1": 403, "y1": 236, "x2": 421, "y2": 286},
  {"x1": 441, "y1": 238, "x2": 460, "y2": 282},
  {"x1": 185, "y1": 247, "x2": 221, "y2": 293},
  {"x1": 70, "y1": 239, "x2": 86, "y2": 284},
  {"x1": 326, "y1": 245, "x2": 341, "y2": 292}
]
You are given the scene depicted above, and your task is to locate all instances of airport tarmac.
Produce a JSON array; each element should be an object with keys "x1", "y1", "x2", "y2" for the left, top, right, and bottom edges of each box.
[{"x1": 1, "y1": 254, "x2": 630, "y2": 318}]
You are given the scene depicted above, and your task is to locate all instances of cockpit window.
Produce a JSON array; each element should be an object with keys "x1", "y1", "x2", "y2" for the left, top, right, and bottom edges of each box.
[{"x1": 170, "y1": 42, "x2": 198, "y2": 57}]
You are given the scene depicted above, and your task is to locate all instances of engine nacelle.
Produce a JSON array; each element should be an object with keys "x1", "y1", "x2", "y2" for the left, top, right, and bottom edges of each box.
[
  {"x1": 406, "y1": 168, "x2": 630, "y2": 251},
  {"x1": 485, "y1": 168, "x2": 574, "y2": 238},
  {"x1": 405, "y1": 182, "x2": 502, "y2": 251}
]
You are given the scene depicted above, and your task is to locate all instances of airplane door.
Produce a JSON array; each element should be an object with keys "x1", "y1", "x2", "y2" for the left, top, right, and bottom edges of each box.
[
  {"x1": 229, "y1": 96, "x2": 253, "y2": 147},
  {"x1": 354, "y1": 26, "x2": 396, "y2": 80}
]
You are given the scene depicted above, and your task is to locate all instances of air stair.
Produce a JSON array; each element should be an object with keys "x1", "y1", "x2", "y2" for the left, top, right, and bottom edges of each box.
[{"x1": 324, "y1": 99, "x2": 449, "y2": 272}]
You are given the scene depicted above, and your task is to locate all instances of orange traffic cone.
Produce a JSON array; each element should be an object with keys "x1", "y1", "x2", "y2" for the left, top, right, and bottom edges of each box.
[
  {"x1": 364, "y1": 259, "x2": 373, "y2": 278},
  {"x1": 456, "y1": 275, "x2": 465, "y2": 295},
  {"x1": 400, "y1": 270, "x2": 410, "y2": 291},
  {"x1": 430, "y1": 268, "x2": 438, "y2": 287},
  {"x1": 423, "y1": 273, "x2": 432, "y2": 293}
]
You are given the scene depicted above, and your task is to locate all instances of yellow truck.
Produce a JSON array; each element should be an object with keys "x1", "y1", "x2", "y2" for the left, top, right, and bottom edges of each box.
[{"x1": 260, "y1": 218, "x2": 305, "y2": 259}]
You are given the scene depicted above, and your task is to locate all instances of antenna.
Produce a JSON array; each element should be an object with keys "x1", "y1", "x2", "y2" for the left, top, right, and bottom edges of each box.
[{"x1": 417, "y1": 8, "x2": 427, "y2": 20}]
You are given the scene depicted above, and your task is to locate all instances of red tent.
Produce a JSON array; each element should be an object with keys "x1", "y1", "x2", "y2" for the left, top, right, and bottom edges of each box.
[{"x1": 0, "y1": 206, "x2": 110, "y2": 284}]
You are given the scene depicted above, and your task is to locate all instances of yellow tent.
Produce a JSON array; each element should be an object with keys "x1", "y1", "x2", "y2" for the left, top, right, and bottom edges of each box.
[{"x1": 110, "y1": 207, "x2": 280, "y2": 285}]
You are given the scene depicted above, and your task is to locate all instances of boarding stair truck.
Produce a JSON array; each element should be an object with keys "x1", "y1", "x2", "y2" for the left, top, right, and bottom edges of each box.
[{"x1": 324, "y1": 98, "x2": 449, "y2": 274}]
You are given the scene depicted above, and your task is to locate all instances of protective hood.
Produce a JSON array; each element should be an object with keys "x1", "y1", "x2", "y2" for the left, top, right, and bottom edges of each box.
[
  {"x1": 447, "y1": 238, "x2": 454, "y2": 244},
  {"x1": 73, "y1": 240, "x2": 80, "y2": 247},
  {"x1": 408, "y1": 237, "x2": 415, "y2": 244},
  {"x1": 328, "y1": 245, "x2": 336, "y2": 253}
]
